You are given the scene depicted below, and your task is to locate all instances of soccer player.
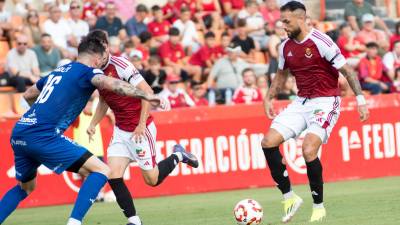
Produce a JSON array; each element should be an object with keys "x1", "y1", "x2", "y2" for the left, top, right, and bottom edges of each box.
[
  {"x1": 0, "y1": 35, "x2": 163, "y2": 225},
  {"x1": 85, "y1": 30, "x2": 199, "y2": 225},
  {"x1": 261, "y1": 1, "x2": 370, "y2": 223}
]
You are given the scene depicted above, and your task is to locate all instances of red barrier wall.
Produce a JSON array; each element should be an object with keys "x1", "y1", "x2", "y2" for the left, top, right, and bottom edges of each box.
[{"x1": 1, "y1": 94, "x2": 400, "y2": 208}]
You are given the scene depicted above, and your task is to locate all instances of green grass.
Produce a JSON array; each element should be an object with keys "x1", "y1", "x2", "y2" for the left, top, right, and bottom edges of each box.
[{"x1": 4, "y1": 177, "x2": 400, "y2": 225}]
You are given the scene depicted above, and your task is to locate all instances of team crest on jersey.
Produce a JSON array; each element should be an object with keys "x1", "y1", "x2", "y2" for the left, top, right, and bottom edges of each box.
[
  {"x1": 136, "y1": 148, "x2": 146, "y2": 158},
  {"x1": 305, "y1": 48, "x2": 313, "y2": 58}
]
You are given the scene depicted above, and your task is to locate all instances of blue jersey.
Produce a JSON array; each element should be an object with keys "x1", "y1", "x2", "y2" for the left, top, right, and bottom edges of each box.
[{"x1": 13, "y1": 62, "x2": 103, "y2": 137}]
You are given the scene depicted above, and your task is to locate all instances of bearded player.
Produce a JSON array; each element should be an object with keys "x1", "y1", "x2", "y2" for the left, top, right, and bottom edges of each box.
[
  {"x1": 261, "y1": 2, "x2": 370, "y2": 223},
  {"x1": 85, "y1": 30, "x2": 198, "y2": 225}
]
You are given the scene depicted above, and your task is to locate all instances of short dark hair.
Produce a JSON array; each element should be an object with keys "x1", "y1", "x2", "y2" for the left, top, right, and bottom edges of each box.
[
  {"x1": 124, "y1": 40, "x2": 134, "y2": 49},
  {"x1": 86, "y1": 29, "x2": 109, "y2": 45},
  {"x1": 169, "y1": 27, "x2": 180, "y2": 36},
  {"x1": 221, "y1": 31, "x2": 230, "y2": 38},
  {"x1": 280, "y1": 1, "x2": 306, "y2": 12},
  {"x1": 151, "y1": 5, "x2": 161, "y2": 12},
  {"x1": 139, "y1": 31, "x2": 152, "y2": 43},
  {"x1": 366, "y1": 42, "x2": 379, "y2": 49},
  {"x1": 237, "y1": 18, "x2": 246, "y2": 27},
  {"x1": 136, "y1": 4, "x2": 148, "y2": 13},
  {"x1": 78, "y1": 35, "x2": 106, "y2": 55},
  {"x1": 339, "y1": 22, "x2": 350, "y2": 30},
  {"x1": 204, "y1": 31, "x2": 215, "y2": 39},
  {"x1": 242, "y1": 68, "x2": 254, "y2": 76},
  {"x1": 149, "y1": 55, "x2": 161, "y2": 64},
  {"x1": 180, "y1": 6, "x2": 190, "y2": 13},
  {"x1": 41, "y1": 33, "x2": 51, "y2": 39}
]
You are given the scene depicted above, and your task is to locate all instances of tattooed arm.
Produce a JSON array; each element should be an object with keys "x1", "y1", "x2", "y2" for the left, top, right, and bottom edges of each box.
[
  {"x1": 338, "y1": 64, "x2": 370, "y2": 122},
  {"x1": 91, "y1": 75, "x2": 161, "y2": 107},
  {"x1": 23, "y1": 85, "x2": 41, "y2": 106},
  {"x1": 263, "y1": 69, "x2": 289, "y2": 119}
]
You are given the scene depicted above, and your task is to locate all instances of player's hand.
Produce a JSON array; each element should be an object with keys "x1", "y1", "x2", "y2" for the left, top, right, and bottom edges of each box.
[
  {"x1": 264, "y1": 98, "x2": 276, "y2": 119},
  {"x1": 132, "y1": 124, "x2": 146, "y2": 143},
  {"x1": 158, "y1": 97, "x2": 171, "y2": 111},
  {"x1": 86, "y1": 125, "x2": 96, "y2": 142},
  {"x1": 358, "y1": 104, "x2": 369, "y2": 122}
]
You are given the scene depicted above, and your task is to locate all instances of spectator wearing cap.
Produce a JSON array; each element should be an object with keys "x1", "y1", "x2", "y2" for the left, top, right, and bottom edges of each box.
[
  {"x1": 67, "y1": 1, "x2": 90, "y2": 44},
  {"x1": 158, "y1": 27, "x2": 202, "y2": 81},
  {"x1": 159, "y1": 74, "x2": 195, "y2": 109},
  {"x1": 173, "y1": 6, "x2": 201, "y2": 54},
  {"x1": 125, "y1": 4, "x2": 148, "y2": 44},
  {"x1": 189, "y1": 31, "x2": 224, "y2": 76},
  {"x1": 358, "y1": 42, "x2": 390, "y2": 95},
  {"x1": 221, "y1": 0, "x2": 245, "y2": 27},
  {"x1": 82, "y1": 0, "x2": 105, "y2": 20},
  {"x1": 189, "y1": 80, "x2": 208, "y2": 106},
  {"x1": 337, "y1": 22, "x2": 366, "y2": 68},
  {"x1": 32, "y1": 33, "x2": 62, "y2": 76},
  {"x1": 147, "y1": 5, "x2": 171, "y2": 47},
  {"x1": 143, "y1": 56, "x2": 167, "y2": 94},
  {"x1": 389, "y1": 21, "x2": 400, "y2": 51},
  {"x1": 95, "y1": 1, "x2": 126, "y2": 38},
  {"x1": 128, "y1": 49, "x2": 145, "y2": 73},
  {"x1": 232, "y1": 68, "x2": 263, "y2": 104},
  {"x1": 344, "y1": 0, "x2": 391, "y2": 36},
  {"x1": 383, "y1": 40, "x2": 400, "y2": 80},
  {"x1": 356, "y1": 13, "x2": 389, "y2": 51},
  {"x1": 6, "y1": 34, "x2": 40, "y2": 92}
]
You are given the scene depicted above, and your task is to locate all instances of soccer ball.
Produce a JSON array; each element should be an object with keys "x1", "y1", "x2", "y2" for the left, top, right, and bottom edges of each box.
[{"x1": 233, "y1": 199, "x2": 263, "y2": 225}]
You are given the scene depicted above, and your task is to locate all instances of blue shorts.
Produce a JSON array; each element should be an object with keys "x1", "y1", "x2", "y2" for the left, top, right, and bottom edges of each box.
[{"x1": 11, "y1": 134, "x2": 92, "y2": 182}]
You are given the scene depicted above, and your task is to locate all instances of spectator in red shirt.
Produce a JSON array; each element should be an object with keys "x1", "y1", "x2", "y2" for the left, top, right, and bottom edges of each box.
[
  {"x1": 159, "y1": 74, "x2": 195, "y2": 108},
  {"x1": 162, "y1": 0, "x2": 180, "y2": 23},
  {"x1": 358, "y1": 42, "x2": 390, "y2": 94},
  {"x1": 175, "y1": 0, "x2": 198, "y2": 16},
  {"x1": 158, "y1": 27, "x2": 202, "y2": 81},
  {"x1": 356, "y1": 13, "x2": 389, "y2": 51},
  {"x1": 337, "y1": 22, "x2": 366, "y2": 67},
  {"x1": 389, "y1": 21, "x2": 400, "y2": 51},
  {"x1": 82, "y1": 0, "x2": 105, "y2": 20},
  {"x1": 232, "y1": 68, "x2": 263, "y2": 104},
  {"x1": 148, "y1": 5, "x2": 171, "y2": 47},
  {"x1": 189, "y1": 80, "x2": 209, "y2": 106},
  {"x1": 260, "y1": 0, "x2": 280, "y2": 31},
  {"x1": 221, "y1": 0, "x2": 245, "y2": 27}
]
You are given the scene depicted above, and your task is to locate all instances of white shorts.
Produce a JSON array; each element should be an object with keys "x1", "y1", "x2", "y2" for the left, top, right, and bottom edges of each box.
[
  {"x1": 107, "y1": 122, "x2": 157, "y2": 170},
  {"x1": 271, "y1": 96, "x2": 341, "y2": 143}
]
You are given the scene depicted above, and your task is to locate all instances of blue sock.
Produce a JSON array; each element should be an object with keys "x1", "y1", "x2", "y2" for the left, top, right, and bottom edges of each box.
[
  {"x1": 0, "y1": 185, "x2": 28, "y2": 223},
  {"x1": 70, "y1": 172, "x2": 107, "y2": 222}
]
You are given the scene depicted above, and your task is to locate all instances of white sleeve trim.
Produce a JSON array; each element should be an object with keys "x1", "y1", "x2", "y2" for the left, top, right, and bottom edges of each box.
[{"x1": 278, "y1": 39, "x2": 289, "y2": 70}]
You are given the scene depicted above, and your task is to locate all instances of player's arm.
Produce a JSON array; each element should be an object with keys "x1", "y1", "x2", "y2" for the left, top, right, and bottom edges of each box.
[
  {"x1": 91, "y1": 75, "x2": 161, "y2": 107},
  {"x1": 131, "y1": 80, "x2": 153, "y2": 142},
  {"x1": 264, "y1": 69, "x2": 289, "y2": 119},
  {"x1": 87, "y1": 96, "x2": 109, "y2": 142},
  {"x1": 23, "y1": 85, "x2": 41, "y2": 106}
]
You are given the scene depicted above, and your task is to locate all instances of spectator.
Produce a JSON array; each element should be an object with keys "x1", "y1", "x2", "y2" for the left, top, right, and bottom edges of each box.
[
  {"x1": 358, "y1": 42, "x2": 390, "y2": 95},
  {"x1": 232, "y1": 68, "x2": 263, "y2": 104},
  {"x1": 5, "y1": 34, "x2": 40, "y2": 92},
  {"x1": 189, "y1": 80, "x2": 208, "y2": 106},
  {"x1": 337, "y1": 22, "x2": 365, "y2": 67},
  {"x1": 162, "y1": 0, "x2": 179, "y2": 23},
  {"x1": 82, "y1": 0, "x2": 105, "y2": 20},
  {"x1": 128, "y1": 49, "x2": 144, "y2": 73},
  {"x1": 58, "y1": 0, "x2": 72, "y2": 13},
  {"x1": 189, "y1": 31, "x2": 224, "y2": 75},
  {"x1": 260, "y1": 0, "x2": 280, "y2": 31},
  {"x1": 207, "y1": 43, "x2": 249, "y2": 102},
  {"x1": 67, "y1": 1, "x2": 89, "y2": 44},
  {"x1": 158, "y1": 27, "x2": 201, "y2": 81},
  {"x1": 125, "y1": 4, "x2": 148, "y2": 44},
  {"x1": 267, "y1": 21, "x2": 287, "y2": 78},
  {"x1": 257, "y1": 75, "x2": 268, "y2": 99},
  {"x1": 21, "y1": 9, "x2": 43, "y2": 48},
  {"x1": 43, "y1": 5, "x2": 75, "y2": 56},
  {"x1": 390, "y1": 21, "x2": 400, "y2": 51},
  {"x1": 147, "y1": 5, "x2": 170, "y2": 47},
  {"x1": 174, "y1": 0, "x2": 197, "y2": 16},
  {"x1": 143, "y1": 56, "x2": 167, "y2": 94},
  {"x1": 0, "y1": 0, "x2": 12, "y2": 45},
  {"x1": 159, "y1": 74, "x2": 195, "y2": 108},
  {"x1": 12, "y1": 0, "x2": 34, "y2": 17},
  {"x1": 237, "y1": 0, "x2": 267, "y2": 50},
  {"x1": 173, "y1": 6, "x2": 201, "y2": 53},
  {"x1": 220, "y1": 31, "x2": 231, "y2": 54},
  {"x1": 344, "y1": 0, "x2": 391, "y2": 35},
  {"x1": 136, "y1": 31, "x2": 151, "y2": 63},
  {"x1": 121, "y1": 40, "x2": 135, "y2": 59},
  {"x1": 108, "y1": 36, "x2": 121, "y2": 56},
  {"x1": 32, "y1": 33, "x2": 62, "y2": 76},
  {"x1": 276, "y1": 75, "x2": 297, "y2": 100},
  {"x1": 221, "y1": 0, "x2": 245, "y2": 27},
  {"x1": 356, "y1": 14, "x2": 389, "y2": 51},
  {"x1": 383, "y1": 41, "x2": 400, "y2": 80},
  {"x1": 195, "y1": 0, "x2": 223, "y2": 31},
  {"x1": 95, "y1": 1, "x2": 125, "y2": 38}
]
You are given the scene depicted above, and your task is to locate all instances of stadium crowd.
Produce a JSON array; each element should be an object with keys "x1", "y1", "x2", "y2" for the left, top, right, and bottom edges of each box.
[{"x1": 0, "y1": 0, "x2": 399, "y2": 112}]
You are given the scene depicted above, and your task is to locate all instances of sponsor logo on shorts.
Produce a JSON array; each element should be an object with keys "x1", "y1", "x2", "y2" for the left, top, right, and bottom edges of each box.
[
  {"x1": 136, "y1": 148, "x2": 146, "y2": 158},
  {"x1": 10, "y1": 139, "x2": 27, "y2": 146}
]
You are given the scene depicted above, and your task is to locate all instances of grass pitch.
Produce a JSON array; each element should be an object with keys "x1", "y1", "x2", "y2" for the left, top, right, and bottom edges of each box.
[{"x1": 4, "y1": 177, "x2": 400, "y2": 225}]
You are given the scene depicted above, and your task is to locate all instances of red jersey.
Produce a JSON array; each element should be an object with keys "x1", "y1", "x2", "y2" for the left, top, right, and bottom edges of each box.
[
  {"x1": 190, "y1": 94, "x2": 209, "y2": 106},
  {"x1": 136, "y1": 45, "x2": 150, "y2": 61},
  {"x1": 279, "y1": 29, "x2": 347, "y2": 98},
  {"x1": 82, "y1": 2, "x2": 105, "y2": 19},
  {"x1": 232, "y1": 86, "x2": 263, "y2": 104},
  {"x1": 175, "y1": 0, "x2": 197, "y2": 15},
  {"x1": 160, "y1": 88, "x2": 195, "y2": 108},
  {"x1": 202, "y1": 1, "x2": 217, "y2": 12},
  {"x1": 337, "y1": 35, "x2": 363, "y2": 58},
  {"x1": 189, "y1": 45, "x2": 225, "y2": 67},
  {"x1": 99, "y1": 56, "x2": 153, "y2": 132},
  {"x1": 358, "y1": 56, "x2": 384, "y2": 81},
  {"x1": 147, "y1": 20, "x2": 171, "y2": 37},
  {"x1": 162, "y1": 2, "x2": 179, "y2": 23},
  {"x1": 221, "y1": 0, "x2": 245, "y2": 10},
  {"x1": 158, "y1": 41, "x2": 185, "y2": 64}
]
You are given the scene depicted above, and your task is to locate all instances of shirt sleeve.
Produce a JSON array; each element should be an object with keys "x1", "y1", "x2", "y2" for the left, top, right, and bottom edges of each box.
[
  {"x1": 278, "y1": 41, "x2": 287, "y2": 70},
  {"x1": 80, "y1": 68, "x2": 104, "y2": 89},
  {"x1": 382, "y1": 53, "x2": 394, "y2": 71},
  {"x1": 313, "y1": 33, "x2": 347, "y2": 69},
  {"x1": 35, "y1": 76, "x2": 49, "y2": 91},
  {"x1": 116, "y1": 60, "x2": 145, "y2": 87}
]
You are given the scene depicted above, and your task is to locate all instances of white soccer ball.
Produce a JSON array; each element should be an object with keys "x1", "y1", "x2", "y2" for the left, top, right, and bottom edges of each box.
[{"x1": 233, "y1": 199, "x2": 263, "y2": 225}]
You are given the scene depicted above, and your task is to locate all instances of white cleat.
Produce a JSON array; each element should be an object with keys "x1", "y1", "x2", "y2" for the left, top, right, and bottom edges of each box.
[{"x1": 281, "y1": 194, "x2": 303, "y2": 223}]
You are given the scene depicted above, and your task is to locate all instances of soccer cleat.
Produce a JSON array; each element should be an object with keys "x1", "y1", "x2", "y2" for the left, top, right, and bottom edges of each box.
[
  {"x1": 310, "y1": 207, "x2": 326, "y2": 222},
  {"x1": 281, "y1": 194, "x2": 303, "y2": 223},
  {"x1": 173, "y1": 144, "x2": 199, "y2": 168}
]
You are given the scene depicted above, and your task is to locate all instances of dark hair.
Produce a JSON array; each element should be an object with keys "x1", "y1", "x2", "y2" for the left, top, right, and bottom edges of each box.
[
  {"x1": 237, "y1": 18, "x2": 246, "y2": 27},
  {"x1": 221, "y1": 31, "x2": 230, "y2": 38},
  {"x1": 169, "y1": 27, "x2": 180, "y2": 36},
  {"x1": 180, "y1": 6, "x2": 190, "y2": 13},
  {"x1": 139, "y1": 31, "x2": 152, "y2": 43},
  {"x1": 396, "y1": 21, "x2": 400, "y2": 35},
  {"x1": 151, "y1": 5, "x2": 161, "y2": 12},
  {"x1": 245, "y1": 0, "x2": 258, "y2": 7},
  {"x1": 78, "y1": 36, "x2": 106, "y2": 55},
  {"x1": 242, "y1": 68, "x2": 254, "y2": 76},
  {"x1": 41, "y1": 33, "x2": 51, "y2": 39},
  {"x1": 136, "y1": 4, "x2": 148, "y2": 12},
  {"x1": 149, "y1": 55, "x2": 161, "y2": 64},
  {"x1": 339, "y1": 22, "x2": 350, "y2": 30},
  {"x1": 190, "y1": 80, "x2": 203, "y2": 88},
  {"x1": 366, "y1": 42, "x2": 379, "y2": 49},
  {"x1": 86, "y1": 29, "x2": 109, "y2": 45},
  {"x1": 280, "y1": 1, "x2": 306, "y2": 12},
  {"x1": 124, "y1": 40, "x2": 134, "y2": 49},
  {"x1": 204, "y1": 31, "x2": 215, "y2": 39}
]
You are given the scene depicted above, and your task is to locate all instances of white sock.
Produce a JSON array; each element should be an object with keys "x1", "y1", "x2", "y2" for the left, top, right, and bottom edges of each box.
[
  {"x1": 67, "y1": 218, "x2": 81, "y2": 225},
  {"x1": 173, "y1": 152, "x2": 183, "y2": 162},
  {"x1": 313, "y1": 203, "x2": 324, "y2": 208},
  {"x1": 128, "y1": 215, "x2": 142, "y2": 225},
  {"x1": 283, "y1": 191, "x2": 294, "y2": 200}
]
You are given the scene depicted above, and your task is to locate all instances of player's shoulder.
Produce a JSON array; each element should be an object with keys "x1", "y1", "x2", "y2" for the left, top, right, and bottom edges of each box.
[
  {"x1": 110, "y1": 55, "x2": 133, "y2": 70},
  {"x1": 309, "y1": 29, "x2": 334, "y2": 48}
]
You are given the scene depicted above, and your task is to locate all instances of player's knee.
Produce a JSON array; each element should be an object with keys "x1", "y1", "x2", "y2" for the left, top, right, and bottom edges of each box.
[
  {"x1": 20, "y1": 182, "x2": 36, "y2": 195},
  {"x1": 143, "y1": 175, "x2": 158, "y2": 187},
  {"x1": 302, "y1": 145, "x2": 318, "y2": 162},
  {"x1": 261, "y1": 136, "x2": 277, "y2": 148}
]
